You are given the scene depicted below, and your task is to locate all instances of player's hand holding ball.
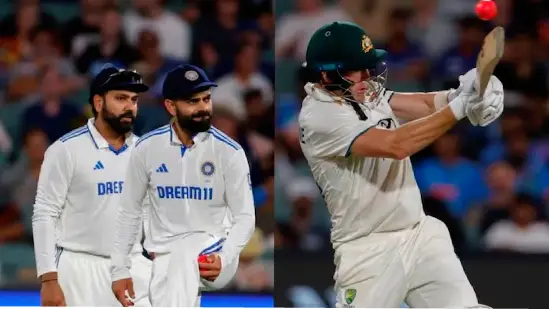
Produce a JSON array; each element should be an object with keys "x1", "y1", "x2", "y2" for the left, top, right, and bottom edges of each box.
[
  {"x1": 40, "y1": 279, "x2": 66, "y2": 306},
  {"x1": 198, "y1": 253, "x2": 222, "y2": 281},
  {"x1": 112, "y1": 277, "x2": 135, "y2": 307}
]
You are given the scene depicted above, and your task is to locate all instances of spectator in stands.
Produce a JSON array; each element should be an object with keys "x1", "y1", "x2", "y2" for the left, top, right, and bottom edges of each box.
[
  {"x1": 432, "y1": 16, "x2": 487, "y2": 90},
  {"x1": 21, "y1": 66, "x2": 83, "y2": 142},
  {"x1": 277, "y1": 177, "x2": 328, "y2": 252},
  {"x1": 415, "y1": 131, "x2": 487, "y2": 218},
  {"x1": 179, "y1": 0, "x2": 201, "y2": 25},
  {"x1": 0, "y1": 0, "x2": 58, "y2": 64},
  {"x1": 193, "y1": 0, "x2": 243, "y2": 67},
  {"x1": 382, "y1": 8, "x2": 428, "y2": 92},
  {"x1": 232, "y1": 229, "x2": 272, "y2": 291},
  {"x1": 62, "y1": 0, "x2": 106, "y2": 57},
  {"x1": 7, "y1": 25, "x2": 83, "y2": 105},
  {"x1": 0, "y1": 121, "x2": 13, "y2": 164},
  {"x1": 275, "y1": 0, "x2": 349, "y2": 61},
  {"x1": 76, "y1": 6, "x2": 140, "y2": 76},
  {"x1": 212, "y1": 106, "x2": 273, "y2": 209},
  {"x1": 133, "y1": 29, "x2": 183, "y2": 105},
  {"x1": 480, "y1": 109, "x2": 526, "y2": 165},
  {"x1": 484, "y1": 193, "x2": 549, "y2": 253},
  {"x1": 477, "y1": 162, "x2": 518, "y2": 234},
  {"x1": 494, "y1": 29, "x2": 548, "y2": 100},
  {"x1": 124, "y1": 0, "x2": 191, "y2": 60},
  {"x1": 501, "y1": 130, "x2": 548, "y2": 189},
  {"x1": 214, "y1": 43, "x2": 273, "y2": 119},
  {"x1": 407, "y1": 0, "x2": 463, "y2": 59},
  {"x1": 0, "y1": 127, "x2": 47, "y2": 243},
  {"x1": 255, "y1": 4, "x2": 274, "y2": 52}
]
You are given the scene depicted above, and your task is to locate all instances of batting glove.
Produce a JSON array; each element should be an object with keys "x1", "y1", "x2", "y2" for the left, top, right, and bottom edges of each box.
[
  {"x1": 466, "y1": 86, "x2": 504, "y2": 126},
  {"x1": 447, "y1": 76, "x2": 479, "y2": 121}
]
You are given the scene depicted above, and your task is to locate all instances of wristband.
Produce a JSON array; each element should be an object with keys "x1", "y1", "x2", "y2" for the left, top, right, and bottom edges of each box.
[
  {"x1": 448, "y1": 98, "x2": 466, "y2": 121},
  {"x1": 41, "y1": 278, "x2": 57, "y2": 283},
  {"x1": 433, "y1": 91, "x2": 450, "y2": 110}
]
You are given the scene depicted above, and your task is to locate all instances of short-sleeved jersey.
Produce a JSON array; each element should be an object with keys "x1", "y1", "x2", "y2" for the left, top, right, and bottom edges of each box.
[
  {"x1": 298, "y1": 83, "x2": 424, "y2": 247},
  {"x1": 33, "y1": 119, "x2": 144, "y2": 277}
]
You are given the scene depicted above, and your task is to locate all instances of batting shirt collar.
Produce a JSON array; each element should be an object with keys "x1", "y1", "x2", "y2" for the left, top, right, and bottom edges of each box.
[
  {"x1": 168, "y1": 121, "x2": 208, "y2": 147},
  {"x1": 86, "y1": 118, "x2": 135, "y2": 153}
]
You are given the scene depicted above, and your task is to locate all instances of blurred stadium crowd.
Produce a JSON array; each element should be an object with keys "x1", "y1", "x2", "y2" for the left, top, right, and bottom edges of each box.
[
  {"x1": 0, "y1": 0, "x2": 274, "y2": 292},
  {"x1": 275, "y1": 0, "x2": 549, "y2": 255}
]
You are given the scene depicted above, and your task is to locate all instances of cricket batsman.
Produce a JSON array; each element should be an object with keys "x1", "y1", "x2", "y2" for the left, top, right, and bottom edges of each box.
[
  {"x1": 32, "y1": 66, "x2": 152, "y2": 306},
  {"x1": 110, "y1": 64, "x2": 256, "y2": 307},
  {"x1": 298, "y1": 21, "x2": 503, "y2": 308}
]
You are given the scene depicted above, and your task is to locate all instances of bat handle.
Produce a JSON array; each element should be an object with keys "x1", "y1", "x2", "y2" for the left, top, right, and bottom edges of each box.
[{"x1": 475, "y1": 78, "x2": 485, "y2": 98}]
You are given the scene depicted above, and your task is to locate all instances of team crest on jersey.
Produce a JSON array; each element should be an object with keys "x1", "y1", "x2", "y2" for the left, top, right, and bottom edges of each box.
[
  {"x1": 201, "y1": 161, "x2": 215, "y2": 176},
  {"x1": 361, "y1": 35, "x2": 373, "y2": 53},
  {"x1": 344, "y1": 288, "x2": 356, "y2": 305}
]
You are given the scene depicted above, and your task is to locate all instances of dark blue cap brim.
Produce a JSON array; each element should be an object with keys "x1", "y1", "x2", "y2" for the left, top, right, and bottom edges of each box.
[{"x1": 195, "y1": 81, "x2": 217, "y2": 89}]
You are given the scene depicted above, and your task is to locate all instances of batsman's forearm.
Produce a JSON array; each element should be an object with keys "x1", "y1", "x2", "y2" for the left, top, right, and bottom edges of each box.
[{"x1": 392, "y1": 106, "x2": 457, "y2": 158}]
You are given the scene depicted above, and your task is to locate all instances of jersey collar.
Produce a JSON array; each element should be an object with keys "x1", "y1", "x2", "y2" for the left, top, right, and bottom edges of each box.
[
  {"x1": 86, "y1": 118, "x2": 135, "y2": 150},
  {"x1": 305, "y1": 82, "x2": 341, "y2": 104},
  {"x1": 168, "y1": 122, "x2": 208, "y2": 147}
]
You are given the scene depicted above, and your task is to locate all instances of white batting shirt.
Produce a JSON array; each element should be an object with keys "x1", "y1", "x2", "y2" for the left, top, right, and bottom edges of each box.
[
  {"x1": 298, "y1": 83, "x2": 424, "y2": 248},
  {"x1": 32, "y1": 119, "x2": 145, "y2": 277},
  {"x1": 111, "y1": 123, "x2": 255, "y2": 281}
]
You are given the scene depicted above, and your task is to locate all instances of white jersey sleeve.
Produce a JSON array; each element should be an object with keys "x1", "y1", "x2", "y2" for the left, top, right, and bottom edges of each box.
[
  {"x1": 299, "y1": 100, "x2": 376, "y2": 158},
  {"x1": 219, "y1": 148, "x2": 256, "y2": 269},
  {"x1": 32, "y1": 141, "x2": 74, "y2": 277},
  {"x1": 111, "y1": 145, "x2": 149, "y2": 281}
]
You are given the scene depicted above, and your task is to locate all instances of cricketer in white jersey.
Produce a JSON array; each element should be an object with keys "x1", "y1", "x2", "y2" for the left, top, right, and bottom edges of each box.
[
  {"x1": 111, "y1": 64, "x2": 256, "y2": 307},
  {"x1": 299, "y1": 21, "x2": 503, "y2": 308},
  {"x1": 32, "y1": 121, "x2": 152, "y2": 306},
  {"x1": 32, "y1": 67, "x2": 152, "y2": 307}
]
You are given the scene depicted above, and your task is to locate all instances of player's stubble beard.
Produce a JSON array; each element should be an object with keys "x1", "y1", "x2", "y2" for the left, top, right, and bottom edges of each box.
[
  {"x1": 175, "y1": 108, "x2": 212, "y2": 135},
  {"x1": 102, "y1": 104, "x2": 135, "y2": 135}
]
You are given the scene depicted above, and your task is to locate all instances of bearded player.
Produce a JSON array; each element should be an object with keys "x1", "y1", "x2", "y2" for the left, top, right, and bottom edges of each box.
[
  {"x1": 298, "y1": 21, "x2": 503, "y2": 308},
  {"x1": 111, "y1": 64, "x2": 255, "y2": 307},
  {"x1": 32, "y1": 66, "x2": 152, "y2": 306}
]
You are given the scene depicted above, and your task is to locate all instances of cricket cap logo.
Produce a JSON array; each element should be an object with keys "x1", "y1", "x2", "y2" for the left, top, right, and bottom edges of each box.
[
  {"x1": 362, "y1": 35, "x2": 373, "y2": 53},
  {"x1": 345, "y1": 288, "x2": 356, "y2": 304}
]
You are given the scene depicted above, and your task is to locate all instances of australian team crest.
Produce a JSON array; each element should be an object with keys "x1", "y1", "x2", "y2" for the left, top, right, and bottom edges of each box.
[
  {"x1": 201, "y1": 161, "x2": 215, "y2": 176},
  {"x1": 344, "y1": 288, "x2": 356, "y2": 305},
  {"x1": 361, "y1": 35, "x2": 373, "y2": 53}
]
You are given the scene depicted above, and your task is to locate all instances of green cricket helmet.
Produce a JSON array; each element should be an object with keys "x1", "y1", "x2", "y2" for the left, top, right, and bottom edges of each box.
[{"x1": 305, "y1": 21, "x2": 388, "y2": 105}]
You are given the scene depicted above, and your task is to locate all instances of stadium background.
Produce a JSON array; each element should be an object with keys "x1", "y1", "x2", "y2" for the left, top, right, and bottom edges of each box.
[
  {"x1": 275, "y1": 0, "x2": 549, "y2": 308},
  {"x1": 0, "y1": 0, "x2": 273, "y2": 307}
]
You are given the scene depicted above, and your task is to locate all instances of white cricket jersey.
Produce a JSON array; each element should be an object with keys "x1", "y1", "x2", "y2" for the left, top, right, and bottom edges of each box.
[
  {"x1": 298, "y1": 83, "x2": 424, "y2": 248},
  {"x1": 32, "y1": 119, "x2": 145, "y2": 277},
  {"x1": 111, "y1": 123, "x2": 255, "y2": 281}
]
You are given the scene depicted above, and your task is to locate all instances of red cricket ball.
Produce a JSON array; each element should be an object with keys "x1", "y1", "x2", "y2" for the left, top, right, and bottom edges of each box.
[
  {"x1": 475, "y1": 0, "x2": 498, "y2": 21},
  {"x1": 198, "y1": 255, "x2": 209, "y2": 263},
  {"x1": 198, "y1": 254, "x2": 210, "y2": 270}
]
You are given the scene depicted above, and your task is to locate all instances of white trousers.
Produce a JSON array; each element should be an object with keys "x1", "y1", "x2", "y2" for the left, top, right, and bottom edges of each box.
[
  {"x1": 334, "y1": 216, "x2": 479, "y2": 308},
  {"x1": 149, "y1": 233, "x2": 238, "y2": 307},
  {"x1": 58, "y1": 250, "x2": 151, "y2": 307}
]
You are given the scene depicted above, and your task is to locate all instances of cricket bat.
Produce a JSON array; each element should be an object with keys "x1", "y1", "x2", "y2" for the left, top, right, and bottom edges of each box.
[{"x1": 476, "y1": 26, "x2": 505, "y2": 97}]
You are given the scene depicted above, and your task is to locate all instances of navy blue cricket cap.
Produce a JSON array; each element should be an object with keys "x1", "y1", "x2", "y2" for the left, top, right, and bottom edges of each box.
[
  {"x1": 162, "y1": 64, "x2": 217, "y2": 100},
  {"x1": 89, "y1": 64, "x2": 149, "y2": 102}
]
